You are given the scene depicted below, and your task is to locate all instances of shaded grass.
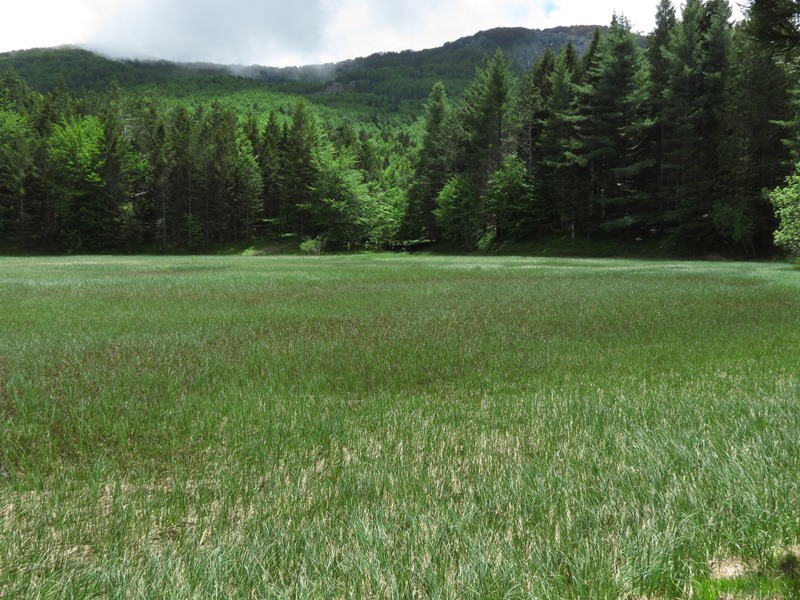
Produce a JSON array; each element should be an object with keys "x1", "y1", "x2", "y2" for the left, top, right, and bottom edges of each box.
[{"x1": 1, "y1": 255, "x2": 799, "y2": 598}]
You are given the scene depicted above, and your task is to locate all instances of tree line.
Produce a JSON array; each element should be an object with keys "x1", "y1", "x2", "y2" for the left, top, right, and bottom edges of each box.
[
  {"x1": 0, "y1": 75, "x2": 412, "y2": 252},
  {"x1": 409, "y1": 0, "x2": 797, "y2": 256},
  {"x1": 1, "y1": 0, "x2": 798, "y2": 255}
]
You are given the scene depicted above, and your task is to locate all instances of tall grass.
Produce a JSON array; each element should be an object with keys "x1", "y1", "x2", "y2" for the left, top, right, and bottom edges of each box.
[{"x1": 1, "y1": 255, "x2": 798, "y2": 598}]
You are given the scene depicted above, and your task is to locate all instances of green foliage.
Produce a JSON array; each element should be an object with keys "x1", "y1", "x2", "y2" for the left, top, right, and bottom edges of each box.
[
  {"x1": 232, "y1": 133, "x2": 264, "y2": 242},
  {"x1": 459, "y1": 50, "x2": 515, "y2": 192},
  {"x1": 770, "y1": 165, "x2": 800, "y2": 254},
  {"x1": 309, "y1": 143, "x2": 373, "y2": 247},
  {"x1": 516, "y1": 48, "x2": 555, "y2": 177},
  {"x1": 47, "y1": 115, "x2": 119, "y2": 251},
  {"x1": 746, "y1": 0, "x2": 800, "y2": 56},
  {"x1": 299, "y1": 236, "x2": 326, "y2": 254},
  {"x1": 367, "y1": 186, "x2": 407, "y2": 248},
  {"x1": 405, "y1": 82, "x2": 453, "y2": 240},
  {"x1": 661, "y1": 0, "x2": 736, "y2": 249},
  {"x1": 282, "y1": 100, "x2": 319, "y2": 235},
  {"x1": 713, "y1": 27, "x2": 791, "y2": 255},
  {"x1": 0, "y1": 3, "x2": 796, "y2": 256},
  {"x1": 539, "y1": 48, "x2": 583, "y2": 236},
  {"x1": 434, "y1": 173, "x2": 482, "y2": 248},
  {"x1": 576, "y1": 14, "x2": 650, "y2": 236},
  {"x1": 0, "y1": 108, "x2": 36, "y2": 243},
  {"x1": 484, "y1": 155, "x2": 539, "y2": 241}
]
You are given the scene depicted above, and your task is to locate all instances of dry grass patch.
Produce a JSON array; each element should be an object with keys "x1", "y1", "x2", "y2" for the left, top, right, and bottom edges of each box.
[{"x1": 711, "y1": 557, "x2": 751, "y2": 581}]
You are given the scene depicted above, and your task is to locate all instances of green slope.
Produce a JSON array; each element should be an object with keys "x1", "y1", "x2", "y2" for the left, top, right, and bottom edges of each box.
[{"x1": 0, "y1": 26, "x2": 601, "y2": 113}]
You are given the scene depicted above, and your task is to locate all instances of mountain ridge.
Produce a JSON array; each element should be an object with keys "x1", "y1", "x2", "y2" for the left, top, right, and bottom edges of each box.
[
  {"x1": 236, "y1": 25, "x2": 605, "y2": 83},
  {"x1": 1, "y1": 25, "x2": 603, "y2": 83},
  {"x1": 0, "y1": 25, "x2": 605, "y2": 112}
]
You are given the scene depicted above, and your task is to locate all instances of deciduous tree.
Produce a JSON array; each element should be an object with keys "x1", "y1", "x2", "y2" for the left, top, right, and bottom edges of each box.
[
  {"x1": 47, "y1": 115, "x2": 118, "y2": 250},
  {"x1": 770, "y1": 167, "x2": 800, "y2": 253},
  {"x1": 0, "y1": 108, "x2": 36, "y2": 245}
]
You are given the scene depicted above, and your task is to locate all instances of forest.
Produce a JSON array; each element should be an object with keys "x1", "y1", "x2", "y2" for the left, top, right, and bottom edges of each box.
[{"x1": 1, "y1": 0, "x2": 799, "y2": 257}]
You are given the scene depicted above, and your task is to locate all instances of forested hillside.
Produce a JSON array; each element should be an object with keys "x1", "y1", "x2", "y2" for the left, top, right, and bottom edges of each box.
[
  {"x1": 0, "y1": 26, "x2": 602, "y2": 114},
  {"x1": 0, "y1": 0, "x2": 798, "y2": 256}
]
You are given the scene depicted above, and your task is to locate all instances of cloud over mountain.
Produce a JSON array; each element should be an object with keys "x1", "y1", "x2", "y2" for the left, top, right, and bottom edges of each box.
[{"x1": 5, "y1": 0, "x2": 745, "y2": 68}]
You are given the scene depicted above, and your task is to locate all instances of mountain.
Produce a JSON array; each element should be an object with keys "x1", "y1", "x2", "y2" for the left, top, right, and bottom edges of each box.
[
  {"x1": 241, "y1": 25, "x2": 603, "y2": 82},
  {"x1": 0, "y1": 25, "x2": 604, "y2": 111},
  {"x1": 252, "y1": 25, "x2": 606, "y2": 109}
]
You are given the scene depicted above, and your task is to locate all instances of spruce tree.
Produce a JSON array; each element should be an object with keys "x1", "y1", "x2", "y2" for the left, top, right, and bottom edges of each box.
[
  {"x1": 644, "y1": 0, "x2": 678, "y2": 231},
  {"x1": 575, "y1": 14, "x2": 649, "y2": 237},
  {"x1": 0, "y1": 107, "x2": 35, "y2": 246},
  {"x1": 715, "y1": 26, "x2": 792, "y2": 254},
  {"x1": 405, "y1": 81, "x2": 453, "y2": 240},
  {"x1": 746, "y1": 0, "x2": 800, "y2": 56},
  {"x1": 232, "y1": 133, "x2": 263, "y2": 243},
  {"x1": 460, "y1": 50, "x2": 515, "y2": 195},
  {"x1": 516, "y1": 49, "x2": 555, "y2": 177},
  {"x1": 200, "y1": 102, "x2": 239, "y2": 243},
  {"x1": 663, "y1": 0, "x2": 734, "y2": 249},
  {"x1": 260, "y1": 110, "x2": 284, "y2": 225},
  {"x1": 539, "y1": 48, "x2": 583, "y2": 237},
  {"x1": 167, "y1": 104, "x2": 201, "y2": 248},
  {"x1": 282, "y1": 100, "x2": 318, "y2": 236}
]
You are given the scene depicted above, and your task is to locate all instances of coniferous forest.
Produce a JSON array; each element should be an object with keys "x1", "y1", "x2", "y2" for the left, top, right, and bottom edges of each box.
[{"x1": 1, "y1": 0, "x2": 799, "y2": 257}]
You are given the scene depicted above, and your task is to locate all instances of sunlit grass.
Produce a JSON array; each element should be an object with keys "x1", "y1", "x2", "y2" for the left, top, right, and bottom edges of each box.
[{"x1": 1, "y1": 254, "x2": 799, "y2": 598}]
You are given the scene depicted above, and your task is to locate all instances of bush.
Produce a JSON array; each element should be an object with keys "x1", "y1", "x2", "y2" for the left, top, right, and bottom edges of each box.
[
  {"x1": 300, "y1": 236, "x2": 326, "y2": 255},
  {"x1": 770, "y1": 166, "x2": 800, "y2": 256}
]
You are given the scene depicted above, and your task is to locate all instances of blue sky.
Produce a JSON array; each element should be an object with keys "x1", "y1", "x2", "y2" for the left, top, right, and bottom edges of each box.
[{"x1": 1, "y1": 0, "x2": 745, "y2": 67}]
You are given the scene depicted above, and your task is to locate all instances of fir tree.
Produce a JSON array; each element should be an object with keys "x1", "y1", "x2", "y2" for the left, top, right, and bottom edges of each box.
[{"x1": 405, "y1": 82, "x2": 453, "y2": 240}]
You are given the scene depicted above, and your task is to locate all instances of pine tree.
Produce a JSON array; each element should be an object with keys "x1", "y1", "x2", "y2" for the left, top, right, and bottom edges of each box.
[
  {"x1": 714, "y1": 26, "x2": 792, "y2": 255},
  {"x1": 405, "y1": 81, "x2": 453, "y2": 240},
  {"x1": 575, "y1": 14, "x2": 649, "y2": 237},
  {"x1": 167, "y1": 104, "x2": 200, "y2": 248},
  {"x1": 0, "y1": 72, "x2": 44, "y2": 246},
  {"x1": 576, "y1": 28, "x2": 603, "y2": 85},
  {"x1": 0, "y1": 107, "x2": 36, "y2": 246},
  {"x1": 282, "y1": 100, "x2": 318, "y2": 236},
  {"x1": 356, "y1": 129, "x2": 381, "y2": 183},
  {"x1": 148, "y1": 119, "x2": 173, "y2": 249},
  {"x1": 644, "y1": 0, "x2": 678, "y2": 231},
  {"x1": 113, "y1": 88, "x2": 161, "y2": 249},
  {"x1": 232, "y1": 133, "x2": 263, "y2": 242},
  {"x1": 460, "y1": 50, "x2": 515, "y2": 194},
  {"x1": 516, "y1": 49, "x2": 555, "y2": 177},
  {"x1": 539, "y1": 48, "x2": 583, "y2": 237},
  {"x1": 663, "y1": 0, "x2": 734, "y2": 249},
  {"x1": 260, "y1": 110, "x2": 284, "y2": 225},
  {"x1": 199, "y1": 102, "x2": 239, "y2": 243},
  {"x1": 746, "y1": 0, "x2": 800, "y2": 56}
]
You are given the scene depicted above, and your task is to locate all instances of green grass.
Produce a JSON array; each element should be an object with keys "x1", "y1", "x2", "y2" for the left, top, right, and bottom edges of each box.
[{"x1": 1, "y1": 254, "x2": 799, "y2": 598}]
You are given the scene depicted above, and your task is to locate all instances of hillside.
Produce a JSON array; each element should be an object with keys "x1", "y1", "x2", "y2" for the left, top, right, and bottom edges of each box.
[{"x1": 0, "y1": 25, "x2": 602, "y2": 111}]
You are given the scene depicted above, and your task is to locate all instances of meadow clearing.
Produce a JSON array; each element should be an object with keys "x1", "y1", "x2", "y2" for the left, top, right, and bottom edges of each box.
[{"x1": 0, "y1": 254, "x2": 799, "y2": 598}]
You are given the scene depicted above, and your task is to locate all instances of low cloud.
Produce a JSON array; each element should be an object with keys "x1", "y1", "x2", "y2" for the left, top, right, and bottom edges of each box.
[
  {"x1": 5, "y1": 0, "x2": 745, "y2": 68},
  {"x1": 87, "y1": 0, "x2": 332, "y2": 66}
]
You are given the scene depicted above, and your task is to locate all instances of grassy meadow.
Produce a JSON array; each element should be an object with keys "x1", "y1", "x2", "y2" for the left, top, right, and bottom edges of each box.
[{"x1": 1, "y1": 254, "x2": 799, "y2": 598}]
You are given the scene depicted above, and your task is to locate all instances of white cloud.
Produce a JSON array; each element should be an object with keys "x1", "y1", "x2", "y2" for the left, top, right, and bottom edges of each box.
[
  {"x1": 1, "y1": 1, "x2": 103, "y2": 51},
  {"x1": 1, "y1": 0, "x2": 747, "y2": 67}
]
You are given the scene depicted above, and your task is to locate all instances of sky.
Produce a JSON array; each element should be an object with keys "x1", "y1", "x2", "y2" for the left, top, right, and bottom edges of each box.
[{"x1": 1, "y1": 0, "x2": 746, "y2": 68}]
